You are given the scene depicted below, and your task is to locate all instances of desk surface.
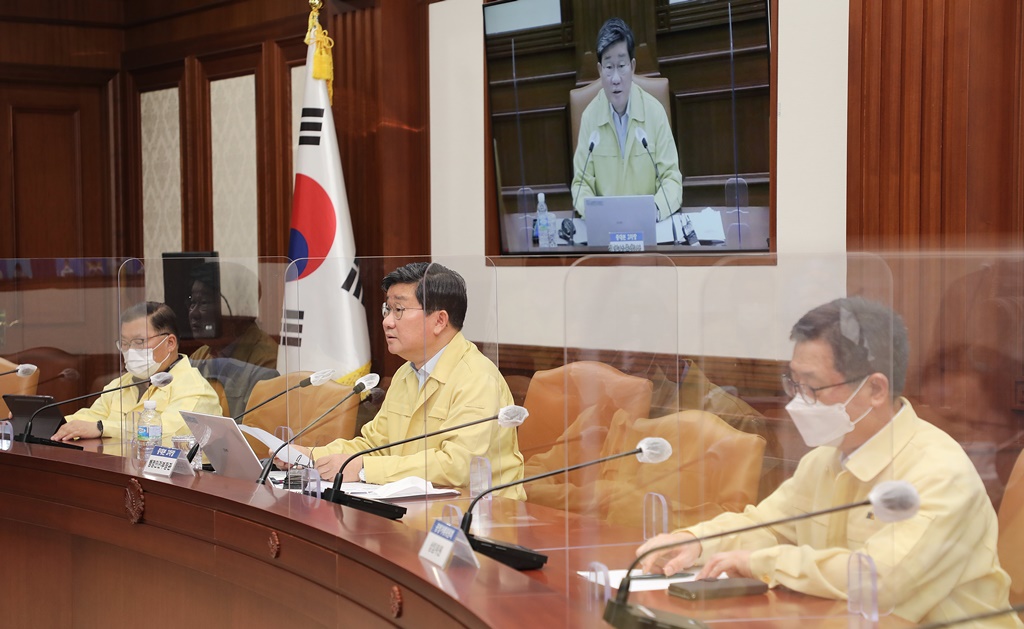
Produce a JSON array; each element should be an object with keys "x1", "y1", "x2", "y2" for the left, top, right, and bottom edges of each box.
[{"x1": 0, "y1": 440, "x2": 907, "y2": 627}]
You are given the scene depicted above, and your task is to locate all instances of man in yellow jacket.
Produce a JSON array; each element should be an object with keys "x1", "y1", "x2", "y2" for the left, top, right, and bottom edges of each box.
[
  {"x1": 571, "y1": 18, "x2": 683, "y2": 221},
  {"x1": 637, "y1": 297, "x2": 1021, "y2": 627},
  {"x1": 53, "y1": 301, "x2": 222, "y2": 442},
  {"x1": 296, "y1": 263, "x2": 525, "y2": 499}
]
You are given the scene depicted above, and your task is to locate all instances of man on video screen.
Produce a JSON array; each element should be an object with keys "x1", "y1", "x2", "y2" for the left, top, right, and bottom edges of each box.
[{"x1": 571, "y1": 18, "x2": 683, "y2": 221}]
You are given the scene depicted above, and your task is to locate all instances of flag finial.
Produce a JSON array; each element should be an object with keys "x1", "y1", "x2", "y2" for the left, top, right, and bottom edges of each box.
[{"x1": 306, "y1": 0, "x2": 334, "y2": 103}]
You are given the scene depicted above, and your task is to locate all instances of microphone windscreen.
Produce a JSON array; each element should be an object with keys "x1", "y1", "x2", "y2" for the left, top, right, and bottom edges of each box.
[
  {"x1": 497, "y1": 405, "x2": 529, "y2": 427},
  {"x1": 17, "y1": 364, "x2": 38, "y2": 377},
  {"x1": 362, "y1": 387, "x2": 385, "y2": 405},
  {"x1": 868, "y1": 480, "x2": 919, "y2": 522},
  {"x1": 309, "y1": 368, "x2": 336, "y2": 387},
  {"x1": 356, "y1": 373, "x2": 380, "y2": 390},
  {"x1": 588, "y1": 130, "x2": 600, "y2": 151},
  {"x1": 636, "y1": 437, "x2": 672, "y2": 464},
  {"x1": 149, "y1": 372, "x2": 174, "y2": 388}
]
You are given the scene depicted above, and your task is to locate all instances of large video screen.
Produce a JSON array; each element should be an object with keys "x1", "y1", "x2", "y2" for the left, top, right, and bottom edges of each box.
[{"x1": 484, "y1": 0, "x2": 772, "y2": 255}]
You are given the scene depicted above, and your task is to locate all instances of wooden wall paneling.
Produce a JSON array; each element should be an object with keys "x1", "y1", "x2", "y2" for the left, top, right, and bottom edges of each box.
[
  {"x1": 965, "y1": 0, "x2": 1019, "y2": 249},
  {"x1": 1, "y1": 84, "x2": 112, "y2": 259},
  {"x1": 256, "y1": 38, "x2": 301, "y2": 259},
  {"x1": 180, "y1": 55, "x2": 213, "y2": 252}
]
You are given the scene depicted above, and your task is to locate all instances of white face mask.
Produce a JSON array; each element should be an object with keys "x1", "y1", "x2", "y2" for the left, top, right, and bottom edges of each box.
[
  {"x1": 785, "y1": 377, "x2": 871, "y2": 448},
  {"x1": 123, "y1": 335, "x2": 170, "y2": 379}
]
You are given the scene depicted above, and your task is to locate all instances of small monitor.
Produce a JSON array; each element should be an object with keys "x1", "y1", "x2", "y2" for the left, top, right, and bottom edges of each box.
[
  {"x1": 3, "y1": 394, "x2": 66, "y2": 439},
  {"x1": 162, "y1": 252, "x2": 220, "y2": 340}
]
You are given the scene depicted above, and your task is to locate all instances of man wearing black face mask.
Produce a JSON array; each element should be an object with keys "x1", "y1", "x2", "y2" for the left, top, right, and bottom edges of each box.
[
  {"x1": 52, "y1": 301, "x2": 222, "y2": 442},
  {"x1": 635, "y1": 297, "x2": 1020, "y2": 627}
]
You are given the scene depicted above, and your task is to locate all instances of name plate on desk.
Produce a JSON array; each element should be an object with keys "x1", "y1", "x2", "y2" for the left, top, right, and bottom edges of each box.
[
  {"x1": 143, "y1": 446, "x2": 195, "y2": 477},
  {"x1": 608, "y1": 232, "x2": 645, "y2": 252},
  {"x1": 419, "y1": 519, "x2": 479, "y2": 570}
]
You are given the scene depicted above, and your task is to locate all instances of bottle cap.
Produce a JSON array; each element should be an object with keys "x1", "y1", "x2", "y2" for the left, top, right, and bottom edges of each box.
[
  {"x1": 143, "y1": 400, "x2": 157, "y2": 410},
  {"x1": 538, "y1": 192, "x2": 545, "y2": 204}
]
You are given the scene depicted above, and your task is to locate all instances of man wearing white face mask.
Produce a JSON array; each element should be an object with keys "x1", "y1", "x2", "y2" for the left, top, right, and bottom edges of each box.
[
  {"x1": 52, "y1": 302, "x2": 222, "y2": 442},
  {"x1": 636, "y1": 297, "x2": 1020, "y2": 627}
]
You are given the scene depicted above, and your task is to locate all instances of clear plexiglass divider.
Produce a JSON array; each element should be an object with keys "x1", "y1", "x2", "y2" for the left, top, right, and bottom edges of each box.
[
  {"x1": 116, "y1": 256, "x2": 289, "y2": 474},
  {"x1": 558, "y1": 254, "x2": 682, "y2": 611},
  {"x1": 19, "y1": 251, "x2": 1017, "y2": 624},
  {"x1": 692, "y1": 251, "x2": 953, "y2": 624}
]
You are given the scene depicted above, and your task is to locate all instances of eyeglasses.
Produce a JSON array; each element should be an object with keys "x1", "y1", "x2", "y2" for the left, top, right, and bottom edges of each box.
[
  {"x1": 381, "y1": 302, "x2": 423, "y2": 321},
  {"x1": 116, "y1": 333, "x2": 169, "y2": 352},
  {"x1": 781, "y1": 372, "x2": 867, "y2": 404},
  {"x1": 601, "y1": 61, "x2": 632, "y2": 78}
]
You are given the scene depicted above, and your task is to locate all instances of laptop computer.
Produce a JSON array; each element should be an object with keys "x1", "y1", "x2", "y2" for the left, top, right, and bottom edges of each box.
[
  {"x1": 180, "y1": 410, "x2": 263, "y2": 482},
  {"x1": 4, "y1": 394, "x2": 66, "y2": 439},
  {"x1": 583, "y1": 195, "x2": 658, "y2": 249}
]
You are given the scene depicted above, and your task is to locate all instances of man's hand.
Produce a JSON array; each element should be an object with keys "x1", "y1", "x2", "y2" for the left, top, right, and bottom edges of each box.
[
  {"x1": 696, "y1": 550, "x2": 753, "y2": 579},
  {"x1": 52, "y1": 420, "x2": 101, "y2": 442},
  {"x1": 315, "y1": 454, "x2": 361, "y2": 482},
  {"x1": 636, "y1": 531, "x2": 702, "y2": 576},
  {"x1": 270, "y1": 444, "x2": 311, "y2": 470}
]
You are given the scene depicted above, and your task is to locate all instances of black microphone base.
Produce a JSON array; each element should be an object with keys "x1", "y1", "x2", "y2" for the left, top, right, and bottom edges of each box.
[
  {"x1": 466, "y1": 533, "x2": 547, "y2": 570},
  {"x1": 321, "y1": 489, "x2": 407, "y2": 520},
  {"x1": 603, "y1": 600, "x2": 709, "y2": 629},
  {"x1": 20, "y1": 434, "x2": 84, "y2": 451}
]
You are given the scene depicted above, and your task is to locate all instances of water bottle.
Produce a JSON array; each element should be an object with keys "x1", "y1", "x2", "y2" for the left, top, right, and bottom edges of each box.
[
  {"x1": 137, "y1": 400, "x2": 162, "y2": 460},
  {"x1": 536, "y1": 192, "x2": 557, "y2": 248}
]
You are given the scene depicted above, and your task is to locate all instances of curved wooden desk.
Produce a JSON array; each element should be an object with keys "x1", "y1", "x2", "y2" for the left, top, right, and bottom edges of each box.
[{"x1": 0, "y1": 442, "x2": 908, "y2": 627}]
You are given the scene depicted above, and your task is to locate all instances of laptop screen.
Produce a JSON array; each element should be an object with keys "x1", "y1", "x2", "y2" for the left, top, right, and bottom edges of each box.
[{"x1": 583, "y1": 195, "x2": 658, "y2": 249}]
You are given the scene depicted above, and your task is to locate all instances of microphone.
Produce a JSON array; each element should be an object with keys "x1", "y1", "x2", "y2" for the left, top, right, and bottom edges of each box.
[
  {"x1": 635, "y1": 127, "x2": 676, "y2": 225},
  {"x1": 603, "y1": 480, "x2": 921, "y2": 629},
  {"x1": 36, "y1": 367, "x2": 80, "y2": 387},
  {"x1": 0, "y1": 363, "x2": 37, "y2": 378},
  {"x1": 256, "y1": 372, "x2": 379, "y2": 484},
  {"x1": 22, "y1": 372, "x2": 175, "y2": 443},
  {"x1": 324, "y1": 405, "x2": 530, "y2": 521},
  {"x1": 187, "y1": 367, "x2": 336, "y2": 463},
  {"x1": 458, "y1": 437, "x2": 673, "y2": 571},
  {"x1": 572, "y1": 130, "x2": 601, "y2": 211},
  {"x1": 915, "y1": 604, "x2": 1024, "y2": 629}
]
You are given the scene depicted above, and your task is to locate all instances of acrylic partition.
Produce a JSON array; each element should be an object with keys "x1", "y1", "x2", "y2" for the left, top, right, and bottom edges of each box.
[
  {"x1": 0, "y1": 257, "x2": 127, "y2": 439},
  {"x1": 281, "y1": 256, "x2": 503, "y2": 534},
  {"x1": 117, "y1": 256, "x2": 289, "y2": 463}
]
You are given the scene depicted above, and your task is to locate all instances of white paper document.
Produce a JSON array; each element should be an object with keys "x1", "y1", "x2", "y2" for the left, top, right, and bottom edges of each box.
[
  {"x1": 577, "y1": 568, "x2": 704, "y2": 592},
  {"x1": 681, "y1": 208, "x2": 726, "y2": 242},
  {"x1": 339, "y1": 476, "x2": 460, "y2": 501},
  {"x1": 238, "y1": 424, "x2": 312, "y2": 467}
]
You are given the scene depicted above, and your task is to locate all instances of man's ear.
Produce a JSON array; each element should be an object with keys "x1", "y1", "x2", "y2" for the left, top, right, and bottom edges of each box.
[
  {"x1": 432, "y1": 310, "x2": 450, "y2": 335},
  {"x1": 866, "y1": 372, "x2": 890, "y2": 406},
  {"x1": 165, "y1": 333, "x2": 178, "y2": 356}
]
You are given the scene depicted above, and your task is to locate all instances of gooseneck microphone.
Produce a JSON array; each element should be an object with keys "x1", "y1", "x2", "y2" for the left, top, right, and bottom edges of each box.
[
  {"x1": 635, "y1": 127, "x2": 676, "y2": 225},
  {"x1": 603, "y1": 480, "x2": 921, "y2": 629},
  {"x1": 256, "y1": 372, "x2": 379, "y2": 485},
  {"x1": 459, "y1": 437, "x2": 673, "y2": 571},
  {"x1": 0, "y1": 363, "x2": 37, "y2": 378},
  {"x1": 235, "y1": 368, "x2": 336, "y2": 423},
  {"x1": 324, "y1": 405, "x2": 530, "y2": 521},
  {"x1": 23, "y1": 372, "x2": 175, "y2": 444},
  {"x1": 37, "y1": 367, "x2": 80, "y2": 387},
  {"x1": 187, "y1": 368, "x2": 336, "y2": 463},
  {"x1": 572, "y1": 130, "x2": 601, "y2": 212}
]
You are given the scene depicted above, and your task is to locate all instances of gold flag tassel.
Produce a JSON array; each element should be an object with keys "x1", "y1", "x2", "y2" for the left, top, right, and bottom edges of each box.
[{"x1": 306, "y1": 0, "x2": 335, "y2": 103}]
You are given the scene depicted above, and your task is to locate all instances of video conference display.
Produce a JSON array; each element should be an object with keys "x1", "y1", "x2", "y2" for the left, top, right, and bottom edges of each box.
[{"x1": 483, "y1": 0, "x2": 772, "y2": 254}]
